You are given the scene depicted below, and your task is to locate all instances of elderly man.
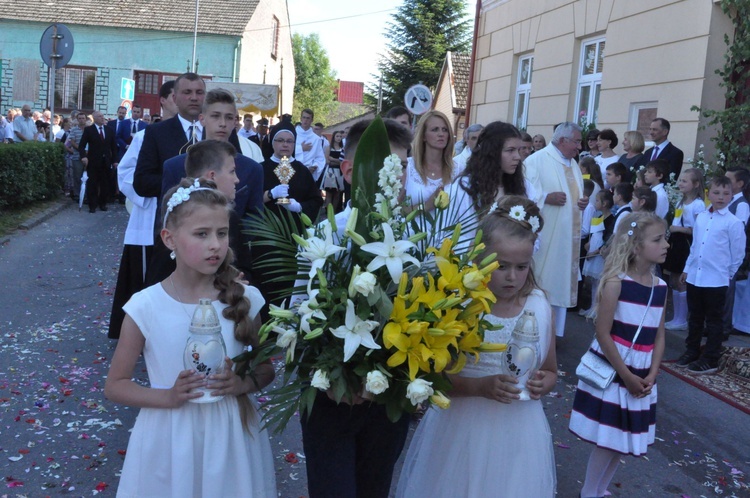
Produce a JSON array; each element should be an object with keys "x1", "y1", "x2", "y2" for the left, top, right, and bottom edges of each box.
[
  {"x1": 525, "y1": 122, "x2": 588, "y2": 338},
  {"x1": 13, "y1": 105, "x2": 37, "y2": 142},
  {"x1": 453, "y1": 123, "x2": 483, "y2": 171}
]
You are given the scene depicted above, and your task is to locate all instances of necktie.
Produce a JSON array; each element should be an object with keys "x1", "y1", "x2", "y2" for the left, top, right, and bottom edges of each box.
[
  {"x1": 132, "y1": 121, "x2": 137, "y2": 134},
  {"x1": 651, "y1": 146, "x2": 659, "y2": 160},
  {"x1": 99, "y1": 126, "x2": 104, "y2": 140},
  {"x1": 187, "y1": 125, "x2": 194, "y2": 143}
]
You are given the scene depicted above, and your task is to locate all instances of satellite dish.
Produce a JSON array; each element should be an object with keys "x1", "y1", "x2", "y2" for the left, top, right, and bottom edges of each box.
[{"x1": 40, "y1": 23, "x2": 74, "y2": 69}]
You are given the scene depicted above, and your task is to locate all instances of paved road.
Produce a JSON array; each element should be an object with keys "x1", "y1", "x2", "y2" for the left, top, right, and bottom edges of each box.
[{"x1": 0, "y1": 200, "x2": 748, "y2": 497}]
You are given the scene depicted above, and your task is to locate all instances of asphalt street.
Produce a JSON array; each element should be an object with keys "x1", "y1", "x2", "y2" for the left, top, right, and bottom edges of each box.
[{"x1": 0, "y1": 199, "x2": 748, "y2": 497}]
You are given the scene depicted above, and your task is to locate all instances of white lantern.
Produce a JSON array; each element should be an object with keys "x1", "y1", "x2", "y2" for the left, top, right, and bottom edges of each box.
[
  {"x1": 183, "y1": 299, "x2": 227, "y2": 403},
  {"x1": 501, "y1": 310, "x2": 541, "y2": 401}
]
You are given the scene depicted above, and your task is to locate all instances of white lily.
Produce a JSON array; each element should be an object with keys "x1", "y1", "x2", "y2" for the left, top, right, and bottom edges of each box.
[
  {"x1": 361, "y1": 222, "x2": 420, "y2": 283},
  {"x1": 272, "y1": 324, "x2": 298, "y2": 362},
  {"x1": 298, "y1": 223, "x2": 345, "y2": 278},
  {"x1": 298, "y1": 290, "x2": 325, "y2": 334},
  {"x1": 329, "y1": 300, "x2": 381, "y2": 362}
]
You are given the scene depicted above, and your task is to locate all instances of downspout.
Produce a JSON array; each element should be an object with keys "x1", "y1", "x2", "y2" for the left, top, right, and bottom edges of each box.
[
  {"x1": 233, "y1": 38, "x2": 241, "y2": 82},
  {"x1": 464, "y1": 0, "x2": 482, "y2": 126}
]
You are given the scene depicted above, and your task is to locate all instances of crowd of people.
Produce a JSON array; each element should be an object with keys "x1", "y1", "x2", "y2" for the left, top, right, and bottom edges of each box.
[{"x1": 8, "y1": 69, "x2": 747, "y2": 497}]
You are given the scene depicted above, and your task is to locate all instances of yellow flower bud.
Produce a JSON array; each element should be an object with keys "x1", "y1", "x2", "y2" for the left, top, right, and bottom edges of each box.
[
  {"x1": 430, "y1": 391, "x2": 451, "y2": 409},
  {"x1": 434, "y1": 190, "x2": 450, "y2": 210},
  {"x1": 462, "y1": 270, "x2": 485, "y2": 290}
]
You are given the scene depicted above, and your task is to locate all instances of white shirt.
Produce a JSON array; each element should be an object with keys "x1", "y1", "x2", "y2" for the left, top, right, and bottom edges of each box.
[
  {"x1": 238, "y1": 127, "x2": 256, "y2": 139},
  {"x1": 595, "y1": 155, "x2": 620, "y2": 188},
  {"x1": 684, "y1": 207, "x2": 746, "y2": 287},
  {"x1": 649, "y1": 140, "x2": 671, "y2": 161},
  {"x1": 729, "y1": 192, "x2": 750, "y2": 225},
  {"x1": 452, "y1": 145, "x2": 472, "y2": 172},
  {"x1": 177, "y1": 114, "x2": 203, "y2": 142},
  {"x1": 651, "y1": 183, "x2": 669, "y2": 219},
  {"x1": 295, "y1": 125, "x2": 326, "y2": 181},
  {"x1": 117, "y1": 129, "x2": 156, "y2": 246},
  {"x1": 672, "y1": 197, "x2": 705, "y2": 229}
]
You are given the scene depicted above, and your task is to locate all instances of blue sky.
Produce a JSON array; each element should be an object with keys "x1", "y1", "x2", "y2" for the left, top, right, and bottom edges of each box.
[{"x1": 286, "y1": 1, "x2": 475, "y2": 86}]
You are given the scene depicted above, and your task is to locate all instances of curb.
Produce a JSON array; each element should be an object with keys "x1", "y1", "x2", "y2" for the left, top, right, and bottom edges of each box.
[{"x1": 0, "y1": 197, "x2": 73, "y2": 246}]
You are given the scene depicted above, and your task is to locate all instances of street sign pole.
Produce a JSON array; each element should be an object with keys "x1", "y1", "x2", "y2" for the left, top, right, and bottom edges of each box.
[{"x1": 40, "y1": 23, "x2": 74, "y2": 141}]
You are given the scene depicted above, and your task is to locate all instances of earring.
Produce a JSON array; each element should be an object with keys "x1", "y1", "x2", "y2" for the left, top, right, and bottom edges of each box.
[{"x1": 170, "y1": 250, "x2": 176, "y2": 260}]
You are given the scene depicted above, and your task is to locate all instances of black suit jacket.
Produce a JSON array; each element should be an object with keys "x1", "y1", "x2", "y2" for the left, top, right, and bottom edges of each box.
[
  {"x1": 643, "y1": 142, "x2": 684, "y2": 177},
  {"x1": 133, "y1": 116, "x2": 193, "y2": 199},
  {"x1": 79, "y1": 124, "x2": 117, "y2": 169}
]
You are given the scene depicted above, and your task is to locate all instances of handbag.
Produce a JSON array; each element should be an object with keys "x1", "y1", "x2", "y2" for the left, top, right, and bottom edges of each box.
[{"x1": 576, "y1": 276, "x2": 655, "y2": 390}]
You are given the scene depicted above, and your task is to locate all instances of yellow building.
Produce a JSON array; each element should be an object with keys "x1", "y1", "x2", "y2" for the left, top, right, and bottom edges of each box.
[{"x1": 469, "y1": 0, "x2": 733, "y2": 163}]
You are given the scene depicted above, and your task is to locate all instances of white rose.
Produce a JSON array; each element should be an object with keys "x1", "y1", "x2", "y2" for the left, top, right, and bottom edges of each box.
[
  {"x1": 406, "y1": 378, "x2": 434, "y2": 405},
  {"x1": 311, "y1": 370, "x2": 330, "y2": 391},
  {"x1": 365, "y1": 370, "x2": 389, "y2": 395},
  {"x1": 352, "y1": 272, "x2": 377, "y2": 297}
]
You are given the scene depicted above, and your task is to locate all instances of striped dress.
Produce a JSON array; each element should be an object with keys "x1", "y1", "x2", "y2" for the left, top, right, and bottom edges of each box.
[{"x1": 569, "y1": 275, "x2": 667, "y2": 456}]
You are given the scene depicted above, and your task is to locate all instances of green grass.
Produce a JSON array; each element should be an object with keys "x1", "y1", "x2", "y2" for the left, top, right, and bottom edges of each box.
[{"x1": 0, "y1": 196, "x2": 63, "y2": 238}]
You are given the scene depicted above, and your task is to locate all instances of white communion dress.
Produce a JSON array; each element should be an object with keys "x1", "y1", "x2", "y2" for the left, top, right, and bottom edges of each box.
[{"x1": 395, "y1": 289, "x2": 556, "y2": 498}]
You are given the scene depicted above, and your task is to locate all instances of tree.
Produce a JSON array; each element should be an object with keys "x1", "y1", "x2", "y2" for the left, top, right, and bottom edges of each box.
[
  {"x1": 692, "y1": 0, "x2": 750, "y2": 166},
  {"x1": 292, "y1": 33, "x2": 338, "y2": 123},
  {"x1": 367, "y1": 0, "x2": 472, "y2": 112}
]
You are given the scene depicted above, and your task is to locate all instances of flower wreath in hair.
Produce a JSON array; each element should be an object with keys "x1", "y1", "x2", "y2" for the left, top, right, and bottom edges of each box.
[
  {"x1": 163, "y1": 178, "x2": 214, "y2": 227},
  {"x1": 487, "y1": 202, "x2": 541, "y2": 233}
]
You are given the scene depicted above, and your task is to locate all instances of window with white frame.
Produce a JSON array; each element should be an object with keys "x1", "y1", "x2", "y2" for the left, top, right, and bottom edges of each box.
[
  {"x1": 575, "y1": 38, "x2": 605, "y2": 129},
  {"x1": 513, "y1": 55, "x2": 533, "y2": 130}
]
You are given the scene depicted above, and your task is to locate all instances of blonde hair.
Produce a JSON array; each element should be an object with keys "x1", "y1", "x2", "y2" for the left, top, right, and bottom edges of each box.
[
  {"x1": 623, "y1": 130, "x2": 645, "y2": 154},
  {"x1": 679, "y1": 167, "x2": 705, "y2": 205},
  {"x1": 596, "y1": 212, "x2": 666, "y2": 308},
  {"x1": 411, "y1": 110, "x2": 455, "y2": 185},
  {"x1": 479, "y1": 195, "x2": 544, "y2": 300}
]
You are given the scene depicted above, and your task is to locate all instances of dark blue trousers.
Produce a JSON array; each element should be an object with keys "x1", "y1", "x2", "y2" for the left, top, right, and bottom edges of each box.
[
  {"x1": 300, "y1": 392, "x2": 410, "y2": 498},
  {"x1": 686, "y1": 283, "x2": 727, "y2": 362}
]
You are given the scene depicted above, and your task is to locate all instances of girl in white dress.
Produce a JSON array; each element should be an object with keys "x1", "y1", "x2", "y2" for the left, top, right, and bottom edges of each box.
[
  {"x1": 404, "y1": 110, "x2": 461, "y2": 212},
  {"x1": 105, "y1": 178, "x2": 277, "y2": 498},
  {"x1": 396, "y1": 196, "x2": 558, "y2": 498}
]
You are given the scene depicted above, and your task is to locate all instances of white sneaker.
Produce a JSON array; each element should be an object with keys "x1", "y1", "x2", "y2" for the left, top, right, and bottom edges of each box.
[{"x1": 665, "y1": 320, "x2": 687, "y2": 330}]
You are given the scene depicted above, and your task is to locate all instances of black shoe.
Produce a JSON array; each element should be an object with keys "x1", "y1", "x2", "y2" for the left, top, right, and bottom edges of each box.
[
  {"x1": 687, "y1": 358, "x2": 718, "y2": 374},
  {"x1": 100, "y1": 205, "x2": 108, "y2": 211},
  {"x1": 675, "y1": 352, "x2": 699, "y2": 367}
]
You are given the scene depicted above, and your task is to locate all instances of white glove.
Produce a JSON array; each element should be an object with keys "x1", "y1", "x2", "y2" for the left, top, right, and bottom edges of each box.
[
  {"x1": 280, "y1": 199, "x2": 302, "y2": 213},
  {"x1": 270, "y1": 184, "x2": 289, "y2": 200}
]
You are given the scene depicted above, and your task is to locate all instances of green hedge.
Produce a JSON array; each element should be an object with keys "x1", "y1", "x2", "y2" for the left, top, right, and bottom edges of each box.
[{"x1": 0, "y1": 142, "x2": 65, "y2": 210}]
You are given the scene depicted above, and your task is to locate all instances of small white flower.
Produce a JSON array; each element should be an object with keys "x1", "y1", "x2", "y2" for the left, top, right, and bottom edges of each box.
[
  {"x1": 627, "y1": 230, "x2": 634, "y2": 236},
  {"x1": 298, "y1": 290, "x2": 325, "y2": 335},
  {"x1": 509, "y1": 205, "x2": 526, "y2": 221},
  {"x1": 528, "y1": 215, "x2": 540, "y2": 233},
  {"x1": 274, "y1": 325, "x2": 297, "y2": 349},
  {"x1": 406, "y1": 378, "x2": 434, "y2": 405},
  {"x1": 351, "y1": 271, "x2": 378, "y2": 297},
  {"x1": 329, "y1": 300, "x2": 382, "y2": 362},
  {"x1": 361, "y1": 222, "x2": 420, "y2": 284},
  {"x1": 298, "y1": 223, "x2": 346, "y2": 279},
  {"x1": 630, "y1": 221, "x2": 637, "y2": 228},
  {"x1": 365, "y1": 370, "x2": 389, "y2": 395},
  {"x1": 311, "y1": 370, "x2": 330, "y2": 391}
]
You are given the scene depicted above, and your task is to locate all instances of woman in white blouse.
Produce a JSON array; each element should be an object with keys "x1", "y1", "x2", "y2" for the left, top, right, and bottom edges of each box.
[{"x1": 404, "y1": 110, "x2": 461, "y2": 211}]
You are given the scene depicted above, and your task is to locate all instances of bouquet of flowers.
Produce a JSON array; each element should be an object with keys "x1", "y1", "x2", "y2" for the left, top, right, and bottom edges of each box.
[{"x1": 237, "y1": 118, "x2": 504, "y2": 432}]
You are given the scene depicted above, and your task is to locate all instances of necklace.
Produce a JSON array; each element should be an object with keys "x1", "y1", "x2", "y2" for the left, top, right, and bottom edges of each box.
[{"x1": 170, "y1": 275, "x2": 195, "y2": 320}]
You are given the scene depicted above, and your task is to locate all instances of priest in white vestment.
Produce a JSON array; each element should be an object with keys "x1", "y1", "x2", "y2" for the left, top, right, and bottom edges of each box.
[{"x1": 525, "y1": 122, "x2": 588, "y2": 337}]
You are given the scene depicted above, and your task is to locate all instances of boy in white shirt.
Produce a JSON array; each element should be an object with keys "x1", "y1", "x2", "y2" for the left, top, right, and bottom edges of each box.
[
  {"x1": 644, "y1": 159, "x2": 670, "y2": 219},
  {"x1": 725, "y1": 167, "x2": 750, "y2": 224},
  {"x1": 676, "y1": 176, "x2": 746, "y2": 373}
]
